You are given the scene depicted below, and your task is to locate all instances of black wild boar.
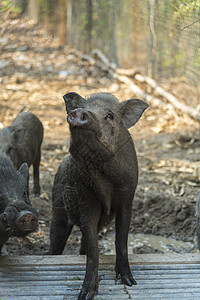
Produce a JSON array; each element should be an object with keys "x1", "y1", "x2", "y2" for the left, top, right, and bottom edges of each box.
[
  {"x1": 0, "y1": 153, "x2": 38, "y2": 254},
  {"x1": 50, "y1": 92, "x2": 148, "y2": 300},
  {"x1": 0, "y1": 111, "x2": 43, "y2": 195}
]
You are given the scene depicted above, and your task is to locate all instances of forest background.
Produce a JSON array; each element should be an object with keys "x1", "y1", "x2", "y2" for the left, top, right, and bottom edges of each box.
[{"x1": 6, "y1": 0, "x2": 200, "y2": 87}]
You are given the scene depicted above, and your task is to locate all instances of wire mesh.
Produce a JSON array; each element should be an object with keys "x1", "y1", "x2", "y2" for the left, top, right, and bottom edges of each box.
[{"x1": 67, "y1": 0, "x2": 200, "y2": 86}]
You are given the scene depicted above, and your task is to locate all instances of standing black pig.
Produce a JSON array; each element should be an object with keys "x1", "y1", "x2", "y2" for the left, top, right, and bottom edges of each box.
[
  {"x1": 0, "y1": 153, "x2": 38, "y2": 254},
  {"x1": 50, "y1": 92, "x2": 148, "y2": 300},
  {"x1": 0, "y1": 111, "x2": 43, "y2": 195}
]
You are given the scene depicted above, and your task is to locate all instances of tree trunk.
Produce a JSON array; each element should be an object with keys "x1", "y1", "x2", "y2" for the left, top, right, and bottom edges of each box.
[
  {"x1": 132, "y1": 1, "x2": 141, "y2": 64},
  {"x1": 67, "y1": 0, "x2": 72, "y2": 45},
  {"x1": 86, "y1": 0, "x2": 93, "y2": 52},
  {"x1": 58, "y1": 0, "x2": 67, "y2": 45},
  {"x1": 28, "y1": 0, "x2": 40, "y2": 23},
  {"x1": 110, "y1": 0, "x2": 117, "y2": 64},
  {"x1": 148, "y1": 0, "x2": 157, "y2": 79}
]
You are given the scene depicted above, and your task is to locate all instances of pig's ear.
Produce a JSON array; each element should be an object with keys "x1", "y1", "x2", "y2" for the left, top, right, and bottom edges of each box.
[
  {"x1": 11, "y1": 127, "x2": 26, "y2": 145},
  {"x1": 120, "y1": 99, "x2": 149, "y2": 128},
  {"x1": 18, "y1": 163, "x2": 29, "y2": 181},
  {"x1": 63, "y1": 92, "x2": 85, "y2": 113}
]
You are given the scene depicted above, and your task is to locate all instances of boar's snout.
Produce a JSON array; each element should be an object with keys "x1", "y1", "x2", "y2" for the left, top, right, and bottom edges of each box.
[
  {"x1": 67, "y1": 108, "x2": 89, "y2": 127},
  {"x1": 16, "y1": 211, "x2": 38, "y2": 231}
]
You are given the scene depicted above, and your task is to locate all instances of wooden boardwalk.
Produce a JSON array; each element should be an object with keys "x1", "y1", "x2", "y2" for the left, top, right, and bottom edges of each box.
[{"x1": 1, "y1": 253, "x2": 200, "y2": 300}]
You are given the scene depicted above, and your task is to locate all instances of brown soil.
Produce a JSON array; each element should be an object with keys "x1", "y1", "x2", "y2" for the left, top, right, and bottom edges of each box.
[{"x1": 1, "y1": 15, "x2": 200, "y2": 256}]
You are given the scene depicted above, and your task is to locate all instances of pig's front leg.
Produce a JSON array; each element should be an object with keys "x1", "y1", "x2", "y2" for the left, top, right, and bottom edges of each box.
[
  {"x1": 78, "y1": 200, "x2": 101, "y2": 300},
  {"x1": 33, "y1": 149, "x2": 41, "y2": 196},
  {"x1": 115, "y1": 190, "x2": 137, "y2": 286}
]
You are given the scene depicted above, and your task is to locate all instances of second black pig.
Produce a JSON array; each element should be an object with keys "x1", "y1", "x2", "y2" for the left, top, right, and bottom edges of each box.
[
  {"x1": 50, "y1": 92, "x2": 148, "y2": 300},
  {"x1": 0, "y1": 111, "x2": 43, "y2": 195},
  {"x1": 0, "y1": 153, "x2": 39, "y2": 254}
]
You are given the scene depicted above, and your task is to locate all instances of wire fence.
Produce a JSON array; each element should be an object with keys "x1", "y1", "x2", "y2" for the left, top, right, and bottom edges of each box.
[{"x1": 68, "y1": 0, "x2": 200, "y2": 86}]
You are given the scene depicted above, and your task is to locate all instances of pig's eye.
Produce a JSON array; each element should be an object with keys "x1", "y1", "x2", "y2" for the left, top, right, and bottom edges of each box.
[{"x1": 106, "y1": 111, "x2": 114, "y2": 120}]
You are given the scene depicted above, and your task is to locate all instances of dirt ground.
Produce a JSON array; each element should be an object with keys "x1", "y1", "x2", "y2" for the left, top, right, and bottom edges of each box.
[{"x1": 1, "y1": 15, "x2": 200, "y2": 256}]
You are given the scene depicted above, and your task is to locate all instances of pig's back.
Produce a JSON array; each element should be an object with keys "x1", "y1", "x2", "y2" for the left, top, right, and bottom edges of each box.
[
  {"x1": 12, "y1": 112, "x2": 43, "y2": 165},
  {"x1": 12, "y1": 112, "x2": 43, "y2": 145}
]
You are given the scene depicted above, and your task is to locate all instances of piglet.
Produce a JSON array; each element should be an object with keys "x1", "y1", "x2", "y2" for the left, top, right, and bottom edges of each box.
[
  {"x1": 0, "y1": 153, "x2": 38, "y2": 254},
  {"x1": 0, "y1": 111, "x2": 43, "y2": 195},
  {"x1": 50, "y1": 92, "x2": 148, "y2": 300}
]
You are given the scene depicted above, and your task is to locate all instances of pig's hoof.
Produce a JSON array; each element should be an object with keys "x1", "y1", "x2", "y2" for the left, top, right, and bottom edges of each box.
[
  {"x1": 78, "y1": 290, "x2": 96, "y2": 300},
  {"x1": 121, "y1": 274, "x2": 137, "y2": 286},
  {"x1": 78, "y1": 285, "x2": 97, "y2": 300}
]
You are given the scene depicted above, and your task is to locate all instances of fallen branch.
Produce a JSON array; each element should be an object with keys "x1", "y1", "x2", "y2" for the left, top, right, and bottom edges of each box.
[
  {"x1": 114, "y1": 73, "x2": 164, "y2": 107},
  {"x1": 134, "y1": 74, "x2": 200, "y2": 122},
  {"x1": 89, "y1": 49, "x2": 200, "y2": 122},
  {"x1": 116, "y1": 68, "x2": 140, "y2": 77}
]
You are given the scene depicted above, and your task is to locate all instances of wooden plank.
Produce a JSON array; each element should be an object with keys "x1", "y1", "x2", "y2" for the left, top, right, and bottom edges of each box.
[
  {"x1": 129, "y1": 293, "x2": 200, "y2": 300},
  {"x1": 1, "y1": 253, "x2": 200, "y2": 266},
  {"x1": 2, "y1": 263, "x2": 200, "y2": 271},
  {"x1": 2, "y1": 275, "x2": 200, "y2": 288},
  {"x1": 1, "y1": 254, "x2": 200, "y2": 299},
  {"x1": 2, "y1": 297, "x2": 128, "y2": 300},
  {"x1": 1, "y1": 269, "x2": 200, "y2": 279},
  {"x1": 0, "y1": 298, "x2": 64, "y2": 300}
]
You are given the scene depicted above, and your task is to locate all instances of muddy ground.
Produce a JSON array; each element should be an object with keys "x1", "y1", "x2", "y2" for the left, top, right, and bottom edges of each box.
[{"x1": 1, "y1": 15, "x2": 200, "y2": 256}]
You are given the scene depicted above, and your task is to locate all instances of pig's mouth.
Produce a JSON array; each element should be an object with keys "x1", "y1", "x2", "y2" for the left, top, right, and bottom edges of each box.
[
  {"x1": 15, "y1": 211, "x2": 39, "y2": 232},
  {"x1": 69, "y1": 124, "x2": 97, "y2": 133},
  {"x1": 70, "y1": 125, "x2": 100, "y2": 140}
]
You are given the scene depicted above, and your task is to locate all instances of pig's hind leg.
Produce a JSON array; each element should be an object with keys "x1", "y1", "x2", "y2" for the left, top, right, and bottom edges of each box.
[
  {"x1": 115, "y1": 191, "x2": 137, "y2": 286},
  {"x1": 49, "y1": 207, "x2": 73, "y2": 255}
]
